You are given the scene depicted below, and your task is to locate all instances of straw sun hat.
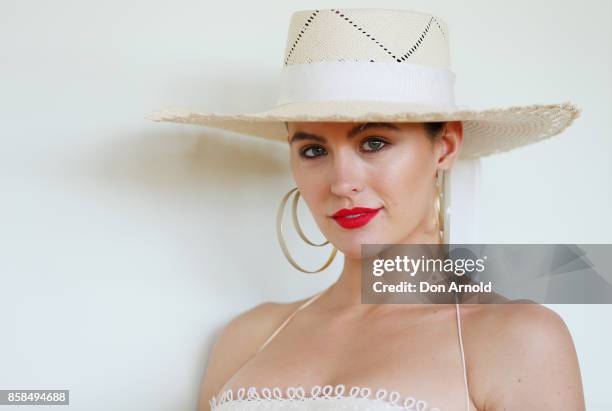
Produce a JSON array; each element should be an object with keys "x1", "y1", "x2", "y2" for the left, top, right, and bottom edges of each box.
[{"x1": 148, "y1": 8, "x2": 581, "y2": 159}]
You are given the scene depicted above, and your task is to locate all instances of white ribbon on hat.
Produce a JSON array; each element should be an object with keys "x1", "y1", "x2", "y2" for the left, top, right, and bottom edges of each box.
[{"x1": 276, "y1": 61, "x2": 457, "y2": 106}]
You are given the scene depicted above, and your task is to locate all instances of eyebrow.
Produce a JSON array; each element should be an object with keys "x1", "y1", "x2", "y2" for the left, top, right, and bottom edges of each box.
[{"x1": 288, "y1": 122, "x2": 401, "y2": 145}]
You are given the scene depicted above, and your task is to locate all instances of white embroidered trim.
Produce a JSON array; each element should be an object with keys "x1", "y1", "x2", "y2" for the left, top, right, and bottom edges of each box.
[{"x1": 210, "y1": 384, "x2": 441, "y2": 411}]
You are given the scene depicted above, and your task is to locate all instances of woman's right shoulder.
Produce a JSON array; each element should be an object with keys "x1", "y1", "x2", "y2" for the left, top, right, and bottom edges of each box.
[
  {"x1": 223, "y1": 297, "x2": 309, "y2": 343},
  {"x1": 198, "y1": 296, "x2": 313, "y2": 410}
]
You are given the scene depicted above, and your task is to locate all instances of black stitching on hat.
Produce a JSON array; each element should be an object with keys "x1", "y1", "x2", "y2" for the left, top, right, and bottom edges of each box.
[
  {"x1": 330, "y1": 9, "x2": 398, "y2": 59},
  {"x1": 329, "y1": 10, "x2": 434, "y2": 63},
  {"x1": 432, "y1": 16, "x2": 446, "y2": 39},
  {"x1": 286, "y1": 10, "x2": 436, "y2": 65},
  {"x1": 285, "y1": 10, "x2": 319, "y2": 66},
  {"x1": 399, "y1": 17, "x2": 433, "y2": 60}
]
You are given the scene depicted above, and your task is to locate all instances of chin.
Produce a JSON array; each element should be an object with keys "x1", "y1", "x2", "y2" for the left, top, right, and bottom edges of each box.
[
  {"x1": 335, "y1": 245, "x2": 362, "y2": 260},
  {"x1": 331, "y1": 233, "x2": 386, "y2": 259}
]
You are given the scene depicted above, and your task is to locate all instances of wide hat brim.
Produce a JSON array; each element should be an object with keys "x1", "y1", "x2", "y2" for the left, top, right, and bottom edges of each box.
[{"x1": 148, "y1": 100, "x2": 581, "y2": 159}]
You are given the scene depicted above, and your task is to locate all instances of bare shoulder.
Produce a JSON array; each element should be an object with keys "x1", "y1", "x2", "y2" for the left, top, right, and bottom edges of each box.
[
  {"x1": 197, "y1": 296, "x2": 312, "y2": 411},
  {"x1": 463, "y1": 302, "x2": 585, "y2": 411}
]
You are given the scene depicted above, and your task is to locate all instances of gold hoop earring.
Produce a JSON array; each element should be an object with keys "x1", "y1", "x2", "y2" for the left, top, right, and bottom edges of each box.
[
  {"x1": 435, "y1": 171, "x2": 446, "y2": 243},
  {"x1": 291, "y1": 190, "x2": 328, "y2": 246},
  {"x1": 276, "y1": 187, "x2": 337, "y2": 273}
]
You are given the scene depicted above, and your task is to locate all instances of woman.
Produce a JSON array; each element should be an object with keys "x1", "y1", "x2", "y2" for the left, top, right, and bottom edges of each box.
[{"x1": 150, "y1": 8, "x2": 585, "y2": 411}]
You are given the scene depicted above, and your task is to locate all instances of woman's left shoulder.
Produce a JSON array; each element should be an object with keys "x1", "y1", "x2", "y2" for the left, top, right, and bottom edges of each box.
[
  {"x1": 463, "y1": 302, "x2": 584, "y2": 410},
  {"x1": 469, "y1": 301, "x2": 571, "y2": 339}
]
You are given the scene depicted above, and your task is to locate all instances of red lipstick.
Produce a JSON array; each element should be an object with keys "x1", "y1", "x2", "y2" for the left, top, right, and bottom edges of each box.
[{"x1": 331, "y1": 207, "x2": 382, "y2": 229}]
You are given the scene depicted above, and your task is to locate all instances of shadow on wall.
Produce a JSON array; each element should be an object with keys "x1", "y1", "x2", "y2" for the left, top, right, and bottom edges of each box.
[
  {"x1": 82, "y1": 128, "x2": 290, "y2": 196},
  {"x1": 59, "y1": 124, "x2": 294, "y2": 297}
]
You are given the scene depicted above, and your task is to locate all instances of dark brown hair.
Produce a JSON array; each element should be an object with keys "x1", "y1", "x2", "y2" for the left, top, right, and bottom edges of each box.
[
  {"x1": 423, "y1": 122, "x2": 447, "y2": 141},
  {"x1": 284, "y1": 121, "x2": 447, "y2": 140}
]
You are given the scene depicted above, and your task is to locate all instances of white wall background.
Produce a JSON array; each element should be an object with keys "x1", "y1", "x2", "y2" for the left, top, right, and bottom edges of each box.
[{"x1": 1, "y1": 0, "x2": 610, "y2": 410}]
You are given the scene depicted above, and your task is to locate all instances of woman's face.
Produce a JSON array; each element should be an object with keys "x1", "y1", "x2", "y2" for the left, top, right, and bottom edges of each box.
[{"x1": 287, "y1": 121, "x2": 462, "y2": 258}]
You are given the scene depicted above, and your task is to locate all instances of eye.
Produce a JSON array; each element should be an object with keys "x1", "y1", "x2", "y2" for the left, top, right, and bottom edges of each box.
[
  {"x1": 300, "y1": 145, "x2": 327, "y2": 159},
  {"x1": 361, "y1": 137, "x2": 388, "y2": 152}
]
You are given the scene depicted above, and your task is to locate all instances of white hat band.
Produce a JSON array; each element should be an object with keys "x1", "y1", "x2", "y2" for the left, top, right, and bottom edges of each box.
[{"x1": 277, "y1": 61, "x2": 456, "y2": 106}]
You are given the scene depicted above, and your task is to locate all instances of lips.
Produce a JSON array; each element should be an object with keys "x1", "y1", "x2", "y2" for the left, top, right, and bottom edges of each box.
[{"x1": 331, "y1": 207, "x2": 382, "y2": 229}]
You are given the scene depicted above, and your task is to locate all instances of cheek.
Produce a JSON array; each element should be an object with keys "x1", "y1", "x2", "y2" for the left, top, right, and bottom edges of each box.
[
  {"x1": 376, "y1": 145, "x2": 434, "y2": 214},
  {"x1": 291, "y1": 160, "x2": 326, "y2": 215}
]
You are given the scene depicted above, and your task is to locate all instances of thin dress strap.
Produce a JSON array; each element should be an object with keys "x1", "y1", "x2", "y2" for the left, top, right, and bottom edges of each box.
[
  {"x1": 454, "y1": 292, "x2": 471, "y2": 411},
  {"x1": 257, "y1": 289, "x2": 327, "y2": 352}
]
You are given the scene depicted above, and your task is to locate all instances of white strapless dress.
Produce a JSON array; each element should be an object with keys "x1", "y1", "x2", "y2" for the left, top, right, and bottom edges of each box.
[{"x1": 210, "y1": 384, "x2": 442, "y2": 410}]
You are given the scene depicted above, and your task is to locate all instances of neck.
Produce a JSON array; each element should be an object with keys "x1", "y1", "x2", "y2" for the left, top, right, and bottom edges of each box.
[{"x1": 326, "y1": 218, "x2": 444, "y2": 308}]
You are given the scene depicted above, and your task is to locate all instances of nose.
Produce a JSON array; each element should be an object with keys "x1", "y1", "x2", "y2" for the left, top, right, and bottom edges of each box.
[{"x1": 329, "y1": 148, "x2": 365, "y2": 197}]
